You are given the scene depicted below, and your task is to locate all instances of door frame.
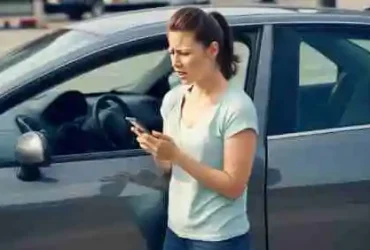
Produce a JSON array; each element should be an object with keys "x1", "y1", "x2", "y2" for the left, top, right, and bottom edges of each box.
[{"x1": 247, "y1": 24, "x2": 273, "y2": 250}]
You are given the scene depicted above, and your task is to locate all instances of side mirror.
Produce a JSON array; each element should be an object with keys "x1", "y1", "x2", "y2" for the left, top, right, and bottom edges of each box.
[{"x1": 15, "y1": 131, "x2": 50, "y2": 181}]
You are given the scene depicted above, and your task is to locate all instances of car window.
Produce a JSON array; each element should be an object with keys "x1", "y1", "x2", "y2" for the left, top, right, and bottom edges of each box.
[
  {"x1": 0, "y1": 29, "x2": 100, "y2": 92},
  {"x1": 351, "y1": 39, "x2": 370, "y2": 52},
  {"x1": 299, "y1": 42, "x2": 337, "y2": 86},
  {"x1": 55, "y1": 50, "x2": 169, "y2": 94},
  {"x1": 229, "y1": 41, "x2": 250, "y2": 88},
  {"x1": 268, "y1": 25, "x2": 370, "y2": 136}
]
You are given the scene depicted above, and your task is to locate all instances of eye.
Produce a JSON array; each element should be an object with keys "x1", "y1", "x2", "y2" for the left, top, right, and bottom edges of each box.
[{"x1": 179, "y1": 51, "x2": 191, "y2": 56}]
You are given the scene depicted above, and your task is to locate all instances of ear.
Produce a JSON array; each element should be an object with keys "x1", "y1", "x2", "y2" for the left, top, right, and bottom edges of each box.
[{"x1": 207, "y1": 41, "x2": 220, "y2": 58}]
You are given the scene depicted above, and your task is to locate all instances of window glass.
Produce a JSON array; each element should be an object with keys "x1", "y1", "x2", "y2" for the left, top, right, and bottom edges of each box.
[
  {"x1": 268, "y1": 26, "x2": 370, "y2": 136},
  {"x1": 55, "y1": 50, "x2": 169, "y2": 94},
  {"x1": 299, "y1": 42, "x2": 337, "y2": 86},
  {"x1": 229, "y1": 41, "x2": 250, "y2": 88},
  {"x1": 0, "y1": 29, "x2": 100, "y2": 92},
  {"x1": 351, "y1": 39, "x2": 370, "y2": 52}
]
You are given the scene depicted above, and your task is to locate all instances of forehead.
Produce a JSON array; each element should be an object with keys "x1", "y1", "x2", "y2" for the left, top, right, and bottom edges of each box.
[{"x1": 167, "y1": 31, "x2": 197, "y2": 48}]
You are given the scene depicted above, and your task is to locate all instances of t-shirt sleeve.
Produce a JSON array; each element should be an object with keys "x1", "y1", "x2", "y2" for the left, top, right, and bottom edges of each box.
[
  {"x1": 223, "y1": 94, "x2": 259, "y2": 139},
  {"x1": 160, "y1": 92, "x2": 171, "y2": 120},
  {"x1": 160, "y1": 86, "x2": 181, "y2": 120},
  {"x1": 160, "y1": 85, "x2": 186, "y2": 122}
]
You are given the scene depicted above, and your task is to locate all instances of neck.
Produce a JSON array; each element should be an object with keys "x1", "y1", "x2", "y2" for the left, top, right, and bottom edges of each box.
[{"x1": 192, "y1": 69, "x2": 227, "y2": 97}]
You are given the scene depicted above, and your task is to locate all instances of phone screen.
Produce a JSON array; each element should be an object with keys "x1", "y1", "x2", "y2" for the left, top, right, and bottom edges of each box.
[{"x1": 125, "y1": 117, "x2": 149, "y2": 133}]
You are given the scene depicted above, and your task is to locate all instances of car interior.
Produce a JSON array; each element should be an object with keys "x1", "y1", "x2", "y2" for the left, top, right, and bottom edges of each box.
[{"x1": 268, "y1": 27, "x2": 370, "y2": 136}]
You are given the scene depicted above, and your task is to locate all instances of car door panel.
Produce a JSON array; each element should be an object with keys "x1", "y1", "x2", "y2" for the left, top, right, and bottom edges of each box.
[
  {"x1": 267, "y1": 128, "x2": 370, "y2": 250},
  {"x1": 0, "y1": 154, "x2": 167, "y2": 250}
]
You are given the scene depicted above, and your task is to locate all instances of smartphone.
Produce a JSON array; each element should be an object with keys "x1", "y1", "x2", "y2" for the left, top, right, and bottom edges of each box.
[{"x1": 125, "y1": 116, "x2": 150, "y2": 134}]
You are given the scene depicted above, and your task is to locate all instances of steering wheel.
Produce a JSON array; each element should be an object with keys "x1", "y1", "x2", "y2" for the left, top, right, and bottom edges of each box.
[{"x1": 92, "y1": 94, "x2": 133, "y2": 149}]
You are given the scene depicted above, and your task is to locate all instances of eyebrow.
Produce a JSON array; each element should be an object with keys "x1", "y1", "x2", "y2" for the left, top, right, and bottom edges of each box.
[{"x1": 168, "y1": 47, "x2": 192, "y2": 53}]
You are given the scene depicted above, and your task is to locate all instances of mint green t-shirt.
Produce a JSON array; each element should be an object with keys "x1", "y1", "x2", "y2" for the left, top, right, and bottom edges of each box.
[{"x1": 160, "y1": 84, "x2": 259, "y2": 241}]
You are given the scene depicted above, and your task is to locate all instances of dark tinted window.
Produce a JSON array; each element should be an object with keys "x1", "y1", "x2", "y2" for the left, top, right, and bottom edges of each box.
[{"x1": 268, "y1": 25, "x2": 370, "y2": 136}]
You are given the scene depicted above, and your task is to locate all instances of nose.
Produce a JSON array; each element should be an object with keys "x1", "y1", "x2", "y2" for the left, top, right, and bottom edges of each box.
[{"x1": 171, "y1": 53, "x2": 182, "y2": 69}]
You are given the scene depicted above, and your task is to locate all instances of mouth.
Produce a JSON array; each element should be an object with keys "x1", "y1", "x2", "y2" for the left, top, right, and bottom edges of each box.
[{"x1": 176, "y1": 71, "x2": 187, "y2": 79}]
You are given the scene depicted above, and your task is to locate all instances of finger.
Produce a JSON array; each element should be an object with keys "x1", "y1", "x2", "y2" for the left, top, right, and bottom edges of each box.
[
  {"x1": 139, "y1": 143, "x2": 154, "y2": 154},
  {"x1": 142, "y1": 133, "x2": 160, "y2": 147},
  {"x1": 136, "y1": 126, "x2": 147, "y2": 134},
  {"x1": 137, "y1": 135, "x2": 157, "y2": 150},
  {"x1": 152, "y1": 130, "x2": 172, "y2": 141},
  {"x1": 131, "y1": 125, "x2": 147, "y2": 135},
  {"x1": 131, "y1": 127, "x2": 142, "y2": 136}
]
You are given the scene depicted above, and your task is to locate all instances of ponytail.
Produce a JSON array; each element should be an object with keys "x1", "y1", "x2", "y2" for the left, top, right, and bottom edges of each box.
[{"x1": 209, "y1": 11, "x2": 239, "y2": 80}]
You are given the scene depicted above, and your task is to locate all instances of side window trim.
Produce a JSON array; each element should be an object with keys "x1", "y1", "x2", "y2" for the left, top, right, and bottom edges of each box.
[
  {"x1": 250, "y1": 24, "x2": 272, "y2": 140},
  {"x1": 268, "y1": 123, "x2": 370, "y2": 140},
  {"x1": 4, "y1": 149, "x2": 150, "y2": 168},
  {"x1": 52, "y1": 149, "x2": 149, "y2": 164}
]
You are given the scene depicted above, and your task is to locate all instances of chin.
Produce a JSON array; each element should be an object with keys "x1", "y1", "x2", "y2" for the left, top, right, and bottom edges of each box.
[{"x1": 180, "y1": 78, "x2": 192, "y2": 85}]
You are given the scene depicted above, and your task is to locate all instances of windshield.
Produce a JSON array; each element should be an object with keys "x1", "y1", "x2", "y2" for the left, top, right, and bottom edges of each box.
[{"x1": 0, "y1": 29, "x2": 101, "y2": 91}]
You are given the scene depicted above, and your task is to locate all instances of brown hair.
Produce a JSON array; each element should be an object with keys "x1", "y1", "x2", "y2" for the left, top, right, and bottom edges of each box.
[{"x1": 167, "y1": 7, "x2": 239, "y2": 80}]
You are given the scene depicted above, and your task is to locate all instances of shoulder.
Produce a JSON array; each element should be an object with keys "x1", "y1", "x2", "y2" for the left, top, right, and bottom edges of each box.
[
  {"x1": 223, "y1": 88, "x2": 256, "y2": 117},
  {"x1": 218, "y1": 87, "x2": 259, "y2": 137},
  {"x1": 160, "y1": 85, "x2": 186, "y2": 118}
]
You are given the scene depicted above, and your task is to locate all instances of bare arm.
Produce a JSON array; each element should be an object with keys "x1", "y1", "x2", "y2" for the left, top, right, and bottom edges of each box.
[
  {"x1": 173, "y1": 129, "x2": 257, "y2": 199},
  {"x1": 153, "y1": 157, "x2": 172, "y2": 174}
]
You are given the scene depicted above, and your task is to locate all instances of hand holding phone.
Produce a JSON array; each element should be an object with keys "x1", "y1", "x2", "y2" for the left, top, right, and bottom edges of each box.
[{"x1": 125, "y1": 116, "x2": 150, "y2": 134}]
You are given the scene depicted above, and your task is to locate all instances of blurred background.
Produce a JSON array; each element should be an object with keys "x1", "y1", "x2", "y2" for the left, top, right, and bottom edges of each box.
[{"x1": 0, "y1": 0, "x2": 369, "y2": 56}]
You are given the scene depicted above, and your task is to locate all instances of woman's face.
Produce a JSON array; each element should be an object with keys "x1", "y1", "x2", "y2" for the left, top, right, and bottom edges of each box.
[{"x1": 167, "y1": 31, "x2": 218, "y2": 84}]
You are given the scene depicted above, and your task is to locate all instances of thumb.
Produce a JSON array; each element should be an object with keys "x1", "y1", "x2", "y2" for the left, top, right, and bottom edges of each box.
[{"x1": 152, "y1": 130, "x2": 172, "y2": 140}]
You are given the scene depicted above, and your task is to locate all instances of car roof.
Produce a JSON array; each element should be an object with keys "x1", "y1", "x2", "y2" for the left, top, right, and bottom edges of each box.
[{"x1": 68, "y1": 4, "x2": 370, "y2": 36}]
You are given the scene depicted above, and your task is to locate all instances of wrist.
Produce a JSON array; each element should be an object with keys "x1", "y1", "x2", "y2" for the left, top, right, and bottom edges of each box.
[{"x1": 172, "y1": 147, "x2": 184, "y2": 165}]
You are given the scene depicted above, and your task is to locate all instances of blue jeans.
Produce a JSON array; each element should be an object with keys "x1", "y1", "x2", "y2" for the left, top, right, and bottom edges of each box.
[{"x1": 162, "y1": 228, "x2": 251, "y2": 250}]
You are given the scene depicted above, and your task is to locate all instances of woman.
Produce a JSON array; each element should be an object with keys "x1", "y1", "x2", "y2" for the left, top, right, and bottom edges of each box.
[{"x1": 132, "y1": 6, "x2": 258, "y2": 250}]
